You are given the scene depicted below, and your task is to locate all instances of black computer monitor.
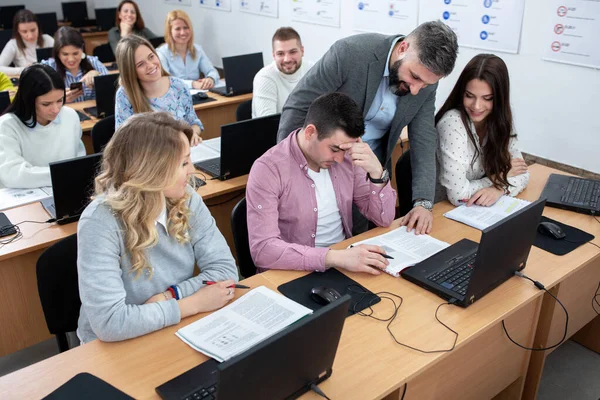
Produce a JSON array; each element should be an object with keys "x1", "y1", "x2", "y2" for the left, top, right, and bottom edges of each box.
[
  {"x1": 35, "y1": 12, "x2": 59, "y2": 37},
  {"x1": 83, "y1": 73, "x2": 119, "y2": 118},
  {"x1": 0, "y1": 5, "x2": 25, "y2": 30},
  {"x1": 36, "y1": 47, "x2": 53, "y2": 62},
  {"x1": 0, "y1": 91, "x2": 10, "y2": 114},
  {"x1": 0, "y1": 30, "x2": 13, "y2": 53},
  {"x1": 61, "y1": 1, "x2": 88, "y2": 26},
  {"x1": 95, "y1": 8, "x2": 115, "y2": 31},
  {"x1": 149, "y1": 36, "x2": 165, "y2": 49}
]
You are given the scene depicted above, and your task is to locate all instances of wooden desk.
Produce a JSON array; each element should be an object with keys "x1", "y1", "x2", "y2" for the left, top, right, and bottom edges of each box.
[
  {"x1": 0, "y1": 174, "x2": 247, "y2": 358},
  {"x1": 1, "y1": 164, "x2": 597, "y2": 400},
  {"x1": 81, "y1": 30, "x2": 109, "y2": 55}
]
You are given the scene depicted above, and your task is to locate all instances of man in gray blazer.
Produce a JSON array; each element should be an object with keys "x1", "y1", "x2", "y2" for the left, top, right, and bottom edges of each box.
[{"x1": 277, "y1": 21, "x2": 458, "y2": 235}]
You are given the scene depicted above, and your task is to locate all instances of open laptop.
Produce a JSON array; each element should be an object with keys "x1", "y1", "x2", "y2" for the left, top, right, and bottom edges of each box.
[
  {"x1": 36, "y1": 47, "x2": 53, "y2": 62},
  {"x1": 156, "y1": 294, "x2": 350, "y2": 400},
  {"x1": 41, "y1": 153, "x2": 102, "y2": 225},
  {"x1": 61, "y1": 1, "x2": 90, "y2": 27},
  {"x1": 209, "y1": 52, "x2": 263, "y2": 97},
  {"x1": 0, "y1": 91, "x2": 10, "y2": 114},
  {"x1": 83, "y1": 73, "x2": 120, "y2": 118},
  {"x1": 195, "y1": 114, "x2": 279, "y2": 180},
  {"x1": 95, "y1": 8, "x2": 116, "y2": 31},
  {"x1": 540, "y1": 173, "x2": 599, "y2": 216},
  {"x1": 401, "y1": 198, "x2": 546, "y2": 307}
]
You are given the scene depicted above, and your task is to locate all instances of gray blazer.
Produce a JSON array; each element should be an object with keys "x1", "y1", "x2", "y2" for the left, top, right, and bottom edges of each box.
[{"x1": 277, "y1": 33, "x2": 438, "y2": 202}]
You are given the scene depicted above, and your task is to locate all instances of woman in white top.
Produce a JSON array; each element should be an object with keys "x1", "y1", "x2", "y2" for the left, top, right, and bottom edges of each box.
[
  {"x1": 0, "y1": 64, "x2": 85, "y2": 189},
  {"x1": 435, "y1": 54, "x2": 529, "y2": 207},
  {"x1": 156, "y1": 9, "x2": 219, "y2": 90},
  {"x1": 0, "y1": 10, "x2": 54, "y2": 75}
]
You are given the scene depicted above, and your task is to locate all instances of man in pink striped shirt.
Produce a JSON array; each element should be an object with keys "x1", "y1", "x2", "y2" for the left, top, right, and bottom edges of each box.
[{"x1": 246, "y1": 93, "x2": 397, "y2": 274}]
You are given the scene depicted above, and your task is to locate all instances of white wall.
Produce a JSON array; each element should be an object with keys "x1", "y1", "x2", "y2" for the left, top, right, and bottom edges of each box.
[{"x1": 69, "y1": 0, "x2": 600, "y2": 173}]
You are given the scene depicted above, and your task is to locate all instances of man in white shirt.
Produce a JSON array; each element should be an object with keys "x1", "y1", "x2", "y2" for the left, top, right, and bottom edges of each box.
[{"x1": 252, "y1": 27, "x2": 314, "y2": 118}]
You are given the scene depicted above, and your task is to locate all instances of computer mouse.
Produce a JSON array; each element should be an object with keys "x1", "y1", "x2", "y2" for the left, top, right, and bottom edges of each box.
[
  {"x1": 310, "y1": 286, "x2": 342, "y2": 305},
  {"x1": 537, "y1": 221, "x2": 566, "y2": 240}
]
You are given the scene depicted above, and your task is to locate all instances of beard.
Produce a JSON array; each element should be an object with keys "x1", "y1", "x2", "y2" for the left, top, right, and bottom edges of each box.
[
  {"x1": 389, "y1": 59, "x2": 410, "y2": 96},
  {"x1": 277, "y1": 60, "x2": 301, "y2": 75}
]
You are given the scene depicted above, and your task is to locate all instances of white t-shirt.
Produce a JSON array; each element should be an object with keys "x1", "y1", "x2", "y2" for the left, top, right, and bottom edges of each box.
[
  {"x1": 0, "y1": 106, "x2": 86, "y2": 189},
  {"x1": 306, "y1": 168, "x2": 345, "y2": 248},
  {"x1": 251, "y1": 59, "x2": 314, "y2": 118},
  {"x1": 0, "y1": 35, "x2": 55, "y2": 75}
]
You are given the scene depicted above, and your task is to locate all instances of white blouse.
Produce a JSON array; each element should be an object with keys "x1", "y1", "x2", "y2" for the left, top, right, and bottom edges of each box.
[{"x1": 436, "y1": 109, "x2": 529, "y2": 206}]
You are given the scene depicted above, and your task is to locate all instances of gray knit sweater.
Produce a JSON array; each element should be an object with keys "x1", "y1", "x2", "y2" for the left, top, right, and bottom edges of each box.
[{"x1": 76, "y1": 188, "x2": 239, "y2": 343}]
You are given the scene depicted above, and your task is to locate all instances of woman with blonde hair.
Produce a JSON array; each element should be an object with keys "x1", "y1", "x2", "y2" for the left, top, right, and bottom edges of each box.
[
  {"x1": 76, "y1": 111, "x2": 239, "y2": 343},
  {"x1": 114, "y1": 35, "x2": 203, "y2": 145},
  {"x1": 156, "y1": 9, "x2": 219, "y2": 90}
]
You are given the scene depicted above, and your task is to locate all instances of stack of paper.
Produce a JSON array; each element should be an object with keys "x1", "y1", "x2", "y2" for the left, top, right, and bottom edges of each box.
[
  {"x1": 444, "y1": 196, "x2": 531, "y2": 230},
  {"x1": 350, "y1": 226, "x2": 450, "y2": 277},
  {"x1": 0, "y1": 187, "x2": 53, "y2": 212},
  {"x1": 190, "y1": 137, "x2": 221, "y2": 164},
  {"x1": 176, "y1": 286, "x2": 312, "y2": 362}
]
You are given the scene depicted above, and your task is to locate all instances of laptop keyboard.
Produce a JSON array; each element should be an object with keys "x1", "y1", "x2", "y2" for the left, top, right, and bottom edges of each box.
[
  {"x1": 194, "y1": 158, "x2": 221, "y2": 178},
  {"x1": 561, "y1": 178, "x2": 600, "y2": 208},
  {"x1": 183, "y1": 384, "x2": 217, "y2": 400},
  {"x1": 40, "y1": 198, "x2": 56, "y2": 219},
  {"x1": 427, "y1": 253, "x2": 477, "y2": 296}
]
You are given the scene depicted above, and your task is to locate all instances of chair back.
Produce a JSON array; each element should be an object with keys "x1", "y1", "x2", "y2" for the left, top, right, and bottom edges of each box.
[
  {"x1": 93, "y1": 43, "x2": 116, "y2": 63},
  {"x1": 231, "y1": 197, "x2": 256, "y2": 278},
  {"x1": 395, "y1": 150, "x2": 413, "y2": 217},
  {"x1": 91, "y1": 115, "x2": 116, "y2": 153},
  {"x1": 36, "y1": 234, "x2": 80, "y2": 352},
  {"x1": 235, "y1": 99, "x2": 252, "y2": 121}
]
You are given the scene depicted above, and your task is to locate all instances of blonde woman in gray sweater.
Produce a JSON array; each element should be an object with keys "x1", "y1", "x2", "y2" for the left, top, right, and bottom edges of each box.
[{"x1": 76, "y1": 112, "x2": 238, "y2": 344}]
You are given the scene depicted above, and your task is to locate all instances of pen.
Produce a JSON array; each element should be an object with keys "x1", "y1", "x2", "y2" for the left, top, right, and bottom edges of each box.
[
  {"x1": 202, "y1": 280, "x2": 251, "y2": 289},
  {"x1": 349, "y1": 245, "x2": 394, "y2": 260}
]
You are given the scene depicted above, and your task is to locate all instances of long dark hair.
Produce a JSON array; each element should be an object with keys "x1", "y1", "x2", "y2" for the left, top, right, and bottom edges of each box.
[
  {"x1": 435, "y1": 54, "x2": 515, "y2": 191},
  {"x1": 12, "y1": 10, "x2": 45, "y2": 53},
  {"x1": 116, "y1": 0, "x2": 145, "y2": 31},
  {"x1": 4, "y1": 64, "x2": 66, "y2": 128},
  {"x1": 52, "y1": 27, "x2": 95, "y2": 78}
]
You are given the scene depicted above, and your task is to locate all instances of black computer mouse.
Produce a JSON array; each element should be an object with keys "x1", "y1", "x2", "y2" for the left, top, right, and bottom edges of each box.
[
  {"x1": 310, "y1": 286, "x2": 342, "y2": 305},
  {"x1": 538, "y1": 221, "x2": 566, "y2": 240}
]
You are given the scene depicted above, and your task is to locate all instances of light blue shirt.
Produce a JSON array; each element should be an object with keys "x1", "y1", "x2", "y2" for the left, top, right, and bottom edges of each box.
[
  {"x1": 363, "y1": 37, "x2": 403, "y2": 161},
  {"x1": 42, "y1": 56, "x2": 109, "y2": 102},
  {"x1": 156, "y1": 44, "x2": 219, "y2": 89}
]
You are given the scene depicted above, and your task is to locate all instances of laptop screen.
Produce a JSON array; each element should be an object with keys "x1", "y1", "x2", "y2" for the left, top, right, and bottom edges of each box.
[
  {"x1": 95, "y1": 8, "x2": 116, "y2": 31},
  {"x1": 36, "y1": 47, "x2": 53, "y2": 62},
  {"x1": 61, "y1": 1, "x2": 88, "y2": 24},
  {"x1": 220, "y1": 114, "x2": 280, "y2": 180},
  {"x1": 94, "y1": 73, "x2": 120, "y2": 117},
  {"x1": 216, "y1": 295, "x2": 350, "y2": 400},
  {"x1": 49, "y1": 153, "x2": 102, "y2": 221},
  {"x1": 222, "y1": 52, "x2": 264, "y2": 95}
]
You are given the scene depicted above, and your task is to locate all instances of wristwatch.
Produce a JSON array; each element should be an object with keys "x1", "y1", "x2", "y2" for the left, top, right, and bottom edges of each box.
[
  {"x1": 413, "y1": 199, "x2": 433, "y2": 211},
  {"x1": 367, "y1": 169, "x2": 390, "y2": 184}
]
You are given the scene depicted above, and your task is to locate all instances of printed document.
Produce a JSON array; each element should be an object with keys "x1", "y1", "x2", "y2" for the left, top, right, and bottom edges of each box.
[
  {"x1": 190, "y1": 137, "x2": 220, "y2": 164},
  {"x1": 444, "y1": 196, "x2": 530, "y2": 230},
  {"x1": 350, "y1": 226, "x2": 450, "y2": 277},
  {"x1": 0, "y1": 187, "x2": 53, "y2": 212},
  {"x1": 176, "y1": 286, "x2": 312, "y2": 362}
]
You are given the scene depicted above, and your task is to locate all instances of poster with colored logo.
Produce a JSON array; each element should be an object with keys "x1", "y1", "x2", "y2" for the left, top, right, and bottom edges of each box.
[
  {"x1": 419, "y1": 0, "x2": 526, "y2": 54},
  {"x1": 353, "y1": 0, "x2": 419, "y2": 35},
  {"x1": 239, "y1": 0, "x2": 278, "y2": 18},
  {"x1": 542, "y1": 0, "x2": 600, "y2": 69},
  {"x1": 291, "y1": 0, "x2": 341, "y2": 28},
  {"x1": 198, "y1": 0, "x2": 232, "y2": 11}
]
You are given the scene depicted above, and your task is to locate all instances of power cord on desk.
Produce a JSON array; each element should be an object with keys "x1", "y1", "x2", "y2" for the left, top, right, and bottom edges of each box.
[
  {"x1": 310, "y1": 383, "x2": 331, "y2": 400},
  {"x1": 563, "y1": 238, "x2": 600, "y2": 250},
  {"x1": 348, "y1": 285, "x2": 459, "y2": 354},
  {"x1": 0, "y1": 218, "x2": 57, "y2": 248},
  {"x1": 502, "y1": 271, "x2": 569, "y2": 351},
  {"x1": 400, "y1": 382, "x2": 408, "y2": 400},
  {"x1": 593, "y1": 282, "x2": 600, "y2": 316}
]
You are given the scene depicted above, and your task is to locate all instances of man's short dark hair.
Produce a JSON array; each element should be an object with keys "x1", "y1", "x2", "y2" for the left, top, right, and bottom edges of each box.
[
  {"x1": 304, "y1": 93, "x2": 364, "y2": 140},
  {"x1": 407, "y1": 20, "x2": 458, "y2": 77},
  {"x1": 272, "y1": 27, "x2": 302, "y2": 47}
]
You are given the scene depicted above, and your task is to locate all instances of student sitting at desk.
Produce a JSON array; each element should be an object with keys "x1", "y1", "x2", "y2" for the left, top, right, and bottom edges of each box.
[
  {"x1": 157, "y1": 9, "x2": 219, "y2": 90},
  {"x1": 0, "y1": 10, "x2": 54, "y2": 75},
  {"x1": 76, "y1": 112, "x2": 239, "y2": 343},
  {"x1": 42, "y1": 27, "x2": 109, "y2": 103},
  {"x1": 108, "y1": 0, "x2": 157, "y2": 55},
  {"x1": 435, "y1": 54, "x2": 529, "y2": 207},
  {"x1": 114, "y1": 35, "x2": 203, "y2": 145},
  {"x1": 0, "y1": 64, "x2": 85, "y2": 189},
  {"x1": 247, "y1": 93, "x2": 396, "y2": 274}
]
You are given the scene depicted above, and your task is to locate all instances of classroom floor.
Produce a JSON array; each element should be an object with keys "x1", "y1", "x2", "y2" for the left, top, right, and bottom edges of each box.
[{"x1": 0, "y1": 337, "x2": 598, "y2": 398}]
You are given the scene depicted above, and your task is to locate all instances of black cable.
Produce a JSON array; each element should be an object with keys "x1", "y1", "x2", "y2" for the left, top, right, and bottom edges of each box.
[
  {"x1": 593, "y1": 282, "x2": 600, "y2": 316},
  {"x1": 502, "y1": 271, "x2": 569, "y2": 351},
  {"x1": 400, "y1": 382, "x2": 408, "y2": 400},
  {"x1": 348, "y1": 285, "x2": 458, "y2": 354},
  {"x1": 563, "y1": 238, "x2": 600, "y2": 250},
  {"x1": 310, "y1": 383, "x2": 331, "y2": 400},
  {"x1": 0, "y1": 219, "x2": 56, "y2": 248},
  {"x1": 595, "y1": 216, "x2": 600, "y2": 224}
]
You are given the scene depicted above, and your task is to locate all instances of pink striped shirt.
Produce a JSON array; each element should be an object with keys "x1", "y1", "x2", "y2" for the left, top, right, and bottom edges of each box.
[{"x1": 246, "y1": 130, "x2": 396, "y2": 272}]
